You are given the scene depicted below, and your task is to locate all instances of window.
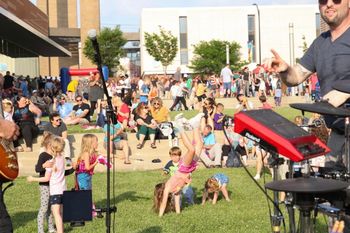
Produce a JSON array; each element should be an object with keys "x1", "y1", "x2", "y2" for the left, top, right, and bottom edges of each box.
[
  {"x1": 247, "y1": 15, "x2": 256, "y2": 63},
  {"x1": 179, "y1": 16, "x2": 188, "y2": 64}
]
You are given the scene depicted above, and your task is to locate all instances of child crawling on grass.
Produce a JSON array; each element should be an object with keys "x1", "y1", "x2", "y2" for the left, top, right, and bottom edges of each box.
[
  {"x1": 202, "y1": 173, "x2": 231, "y2": 205},
  {"x1": 153, "y1": 113, "x2": 204, "y2": 216}
]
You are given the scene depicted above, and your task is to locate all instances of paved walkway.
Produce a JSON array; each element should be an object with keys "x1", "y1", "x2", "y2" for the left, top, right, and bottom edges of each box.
[{"x1": 17, "y1": 95, "x2": 307, "y2": 177}]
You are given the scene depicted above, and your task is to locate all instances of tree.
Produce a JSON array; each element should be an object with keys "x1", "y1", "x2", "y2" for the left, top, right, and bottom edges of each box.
[
  {"x1": 190, "y1": 40, "x2": 244, "y2": 74},
  {"x1": 301, "y1": 35, "x2": 308, "y2": 53},
  {"x1": 144, "y1": 27, "x2": 178, "y2": 74},
  {"x1": 83, "y1": 27, "x2": 126, "y2": 73}
]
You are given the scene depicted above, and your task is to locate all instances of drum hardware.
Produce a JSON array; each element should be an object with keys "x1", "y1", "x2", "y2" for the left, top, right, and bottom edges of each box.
[
  {"x1": 291, "y1": 101, "x2": 350, "y2": 173},
  {"x1": 265, "y1": 177, "x2": 349, "y2": 233}
]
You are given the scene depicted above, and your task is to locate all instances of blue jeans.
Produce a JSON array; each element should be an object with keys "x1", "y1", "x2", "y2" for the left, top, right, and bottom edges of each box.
[
  {"x1": 77, "y1": 173, "x2": 92, "y2": 190},
  {"x1": 182, "y1": 185, "x2": 194, "y2": 205}
]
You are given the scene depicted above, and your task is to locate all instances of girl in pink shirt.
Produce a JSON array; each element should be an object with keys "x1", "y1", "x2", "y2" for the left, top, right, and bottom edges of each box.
[{"x1": 154, "y1": 113, "x2": 204, "y2": 216}]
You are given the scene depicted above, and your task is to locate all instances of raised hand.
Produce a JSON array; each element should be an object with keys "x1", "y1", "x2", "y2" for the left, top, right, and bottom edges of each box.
[{"x1": 265, "y1": 49, "x2": 289, "y2": 73}]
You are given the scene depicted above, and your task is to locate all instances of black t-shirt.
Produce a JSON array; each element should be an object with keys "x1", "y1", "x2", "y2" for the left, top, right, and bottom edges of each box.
[
  {"x1": 3, "y1": 75, "x2": 14, "y2": 89},
  {"x1": 73, "y1": 103, "x2": 91, "y2": 121},
  {"x1": 44, "y1": 122, "x2": 67, "y2": 137},
  {"x1": 134, "y1": 113, "x2": 153, "y2": 125},
  {"x1": 35, "y1": 152, "x2": 53, "y2": 186},
  {"x1": 242, "y1": 71, "x2": 249, "y2": 81}
]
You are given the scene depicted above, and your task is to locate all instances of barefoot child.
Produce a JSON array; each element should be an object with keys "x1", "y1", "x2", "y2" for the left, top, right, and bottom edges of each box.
[
  {"x1": 154, "y1": 113, "x2": 204, "y2": 216},
  {"x1": 28, "y1": 137, "x2": 66, "y2": 233},
  {"x1": 202, "y1": 173, "x2": 231, "y2": 205}
]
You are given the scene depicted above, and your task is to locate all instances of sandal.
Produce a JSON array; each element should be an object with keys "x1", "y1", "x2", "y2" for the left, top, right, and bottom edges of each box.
[
  {"x1": 150, "y1": 143, "x2": 157, "y2": 149},
  {"x1": 137, "y1": 143, "x2": 143, "y2": 149}
]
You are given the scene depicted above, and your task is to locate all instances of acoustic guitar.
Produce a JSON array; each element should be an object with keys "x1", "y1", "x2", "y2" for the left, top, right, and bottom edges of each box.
[
  {"x1": 0, "y1": 139, "x2": 18, "y2": 182},
  {"x1": 0, "y1": 98, "x2": 19, "y2": 182}
]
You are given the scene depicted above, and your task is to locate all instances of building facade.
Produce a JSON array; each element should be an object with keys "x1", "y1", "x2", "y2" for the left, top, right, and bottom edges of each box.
[{"x1": 141, "y1": 5, "x2": 320, "y2": 74}]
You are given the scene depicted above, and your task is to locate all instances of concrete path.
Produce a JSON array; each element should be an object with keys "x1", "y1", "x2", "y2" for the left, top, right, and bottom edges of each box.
[{"x1": 16, "y1": 95, "x2": 307, "y2": 177}]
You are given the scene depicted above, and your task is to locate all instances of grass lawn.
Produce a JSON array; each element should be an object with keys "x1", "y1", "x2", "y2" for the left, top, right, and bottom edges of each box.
[
  {"x1": 8, "y1": 168, "x2": 328, "y2": 233},
  {"x1": 13, "y1": 106, "x2": 320, "y2": 232}
]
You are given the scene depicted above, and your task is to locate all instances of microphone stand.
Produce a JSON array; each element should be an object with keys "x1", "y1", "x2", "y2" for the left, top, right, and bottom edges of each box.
[{"x1": 90, "y1": 33, "x2": 117, "y2": 233}]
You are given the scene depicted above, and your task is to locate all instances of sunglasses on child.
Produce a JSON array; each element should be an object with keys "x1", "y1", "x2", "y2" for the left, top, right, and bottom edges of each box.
[
  {"x1": 153, "y1": 102, "x2": 160, "y2": 106},
  {"x1": 319, "y1": 0, "x2": 342, "y2": 4}
]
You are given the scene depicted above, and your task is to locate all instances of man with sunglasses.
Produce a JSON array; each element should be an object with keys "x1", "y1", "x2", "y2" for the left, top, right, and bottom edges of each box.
[
  {"x1": 44, "y1": 112, "x2": 71, "y2": 158},
  {"x1": 267, "y1": 0, "x2": 350, "y2": 161},
  {"x1": 267, "y1": 0, "x2": 350, "y2": 231},
  {"x1": 64, "y1": 95, "x2": 90, "y2": 125}
]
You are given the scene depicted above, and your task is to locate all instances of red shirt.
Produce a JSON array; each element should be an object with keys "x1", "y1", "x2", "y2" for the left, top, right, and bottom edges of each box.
[{"x1": 117, "y1": 103, "x2": 130, "y2": 123}]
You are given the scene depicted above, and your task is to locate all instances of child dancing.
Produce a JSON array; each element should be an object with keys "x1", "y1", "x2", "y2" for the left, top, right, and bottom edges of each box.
[
  {"x1": 202, "y1": 173, "x2": 231, "y2": 205},
  {"x1": 154, "y1": 113, "x2": 204, "y2": 216}
]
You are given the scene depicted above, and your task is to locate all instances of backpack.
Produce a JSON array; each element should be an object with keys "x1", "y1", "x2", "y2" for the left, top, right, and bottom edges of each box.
[{"x1": 226, "y1": 150, "x2": 242, "y2": 168}]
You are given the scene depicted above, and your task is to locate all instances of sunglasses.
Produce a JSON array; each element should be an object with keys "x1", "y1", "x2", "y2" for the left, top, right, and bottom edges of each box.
[
  {"x1": 319, "y1": 0, "x2": 342, "y2": 4},
  {"x1": 54, "y1": 119, "x2": 61, "y2": 122},
  {"x1": 153, "y1": 102, "x2": 160, "y2": 106},
  {"x1": 76, "y1": 99, "x2": 82, "y2": 102}
]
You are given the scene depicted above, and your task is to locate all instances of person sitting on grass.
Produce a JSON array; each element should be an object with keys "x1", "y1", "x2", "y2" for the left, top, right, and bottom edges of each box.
[
  {"x1": 213, "y1": 103, "x2": 225, "y2": 131},
  {"x1": 103, "y1": 117, "x2": 131, "y2": 164},
  {"x1": 134, "y1": 102, "x2": 157, "y2": 149},
  {"x1": 154, "y1": 113, "x2": 204, "y2": 216},
  {"x1": 199, "y1": 124, "x2": 223, "y2": 168},
  {"x1": 64, "y1": 95, "x2": 90, "y2": 126},
  {"x1": 202, "y1": 173, "x2": 231, "y2": 205}
]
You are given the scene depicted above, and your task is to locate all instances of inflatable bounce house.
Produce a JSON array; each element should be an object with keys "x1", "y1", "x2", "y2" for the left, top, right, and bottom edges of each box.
[{"x1": 60, "y1": 66, "x2": 109, "y2": 93}]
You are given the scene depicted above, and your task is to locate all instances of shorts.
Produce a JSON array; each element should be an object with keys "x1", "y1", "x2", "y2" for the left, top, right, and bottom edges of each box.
[
  {"x1": 50, "y1": 194, "x2": 63, "y2": 205},
  {"x1": 77, "y1": 173, "x2": 92, "y2": 190},
  {"x1": 223, "y1": 82, "x2": 231, "y2": 90}
]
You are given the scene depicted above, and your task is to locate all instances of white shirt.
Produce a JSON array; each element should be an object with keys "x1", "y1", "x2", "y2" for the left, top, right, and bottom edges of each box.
[
  {"x1": 47, "y1": 155, "x2": 66, "y2": 195},
  {"x1": 220, "y1": 66, "x2": 233, "y2": 83}
]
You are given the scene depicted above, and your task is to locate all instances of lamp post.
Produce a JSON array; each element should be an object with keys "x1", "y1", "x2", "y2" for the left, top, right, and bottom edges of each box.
[{"x1": 253, "y1": 3, "x2": 261, "y2": 64}]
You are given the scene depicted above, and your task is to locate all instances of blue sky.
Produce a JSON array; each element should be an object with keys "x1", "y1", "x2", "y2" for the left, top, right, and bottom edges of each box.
[
  {"x1": 101, "y1": 0, "x2": 316, "y2": 31},
  {"x1": 31, "y1": 0, "x2": 316, "y2": 31}
]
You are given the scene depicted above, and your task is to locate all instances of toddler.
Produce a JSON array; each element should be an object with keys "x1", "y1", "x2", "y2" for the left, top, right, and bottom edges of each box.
[{"x1": 202, "y1": 173, "x2": 231, "y2": 205}]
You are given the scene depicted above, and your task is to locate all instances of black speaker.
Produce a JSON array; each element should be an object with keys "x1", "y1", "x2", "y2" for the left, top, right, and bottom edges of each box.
[{"x1": 63, "y1": 190, "x2": 92, "y2": 223}]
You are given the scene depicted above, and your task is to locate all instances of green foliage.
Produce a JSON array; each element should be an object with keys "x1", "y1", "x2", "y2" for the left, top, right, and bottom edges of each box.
[
  {"x1": 190, "y1": 40, "x2": 243, "y2": 74},
  {"x1": 83, "y1": 27, "x2": 127, "y2": 73},
  {"x1": 301, "y1": 35, "x2": 308, "y2": 54},
  {"x1": 144, "y1": 27, "x2": 178, "y2": 74}
]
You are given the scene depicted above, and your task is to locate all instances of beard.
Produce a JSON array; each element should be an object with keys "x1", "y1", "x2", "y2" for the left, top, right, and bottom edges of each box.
[{"x1": 321, "y1": 12, "x2": 341, "y2": 28}]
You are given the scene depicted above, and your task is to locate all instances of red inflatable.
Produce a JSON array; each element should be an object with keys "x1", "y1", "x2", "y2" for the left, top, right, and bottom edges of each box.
[{"x1": 68, "y1": 68, "x2": 99, "y2": 76}]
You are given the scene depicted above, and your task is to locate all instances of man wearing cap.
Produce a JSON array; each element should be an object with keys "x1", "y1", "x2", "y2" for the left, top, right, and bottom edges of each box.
[{"x1": 30, "y1": 90, "x2": 49, "y2": 115}]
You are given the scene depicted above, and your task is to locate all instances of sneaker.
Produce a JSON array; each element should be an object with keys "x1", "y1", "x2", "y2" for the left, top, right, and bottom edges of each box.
[
  {"x1": 188, "y1": 113, "x2": 205, "y2": 129},
  {"x1": 172, "y1": 118, "x2": 185, "y2": 133},
  {"x1": 174, "y1": 113, "x2": 184, "y2": 121},
  {"x1": 254, "y1": 174, "x2": 260, "y2": 180}
]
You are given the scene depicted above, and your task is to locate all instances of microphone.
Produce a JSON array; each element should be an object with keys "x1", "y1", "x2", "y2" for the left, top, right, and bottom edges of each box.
[{"x1": 87, "y1": 29, "x2": 102, "y2": 65}]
